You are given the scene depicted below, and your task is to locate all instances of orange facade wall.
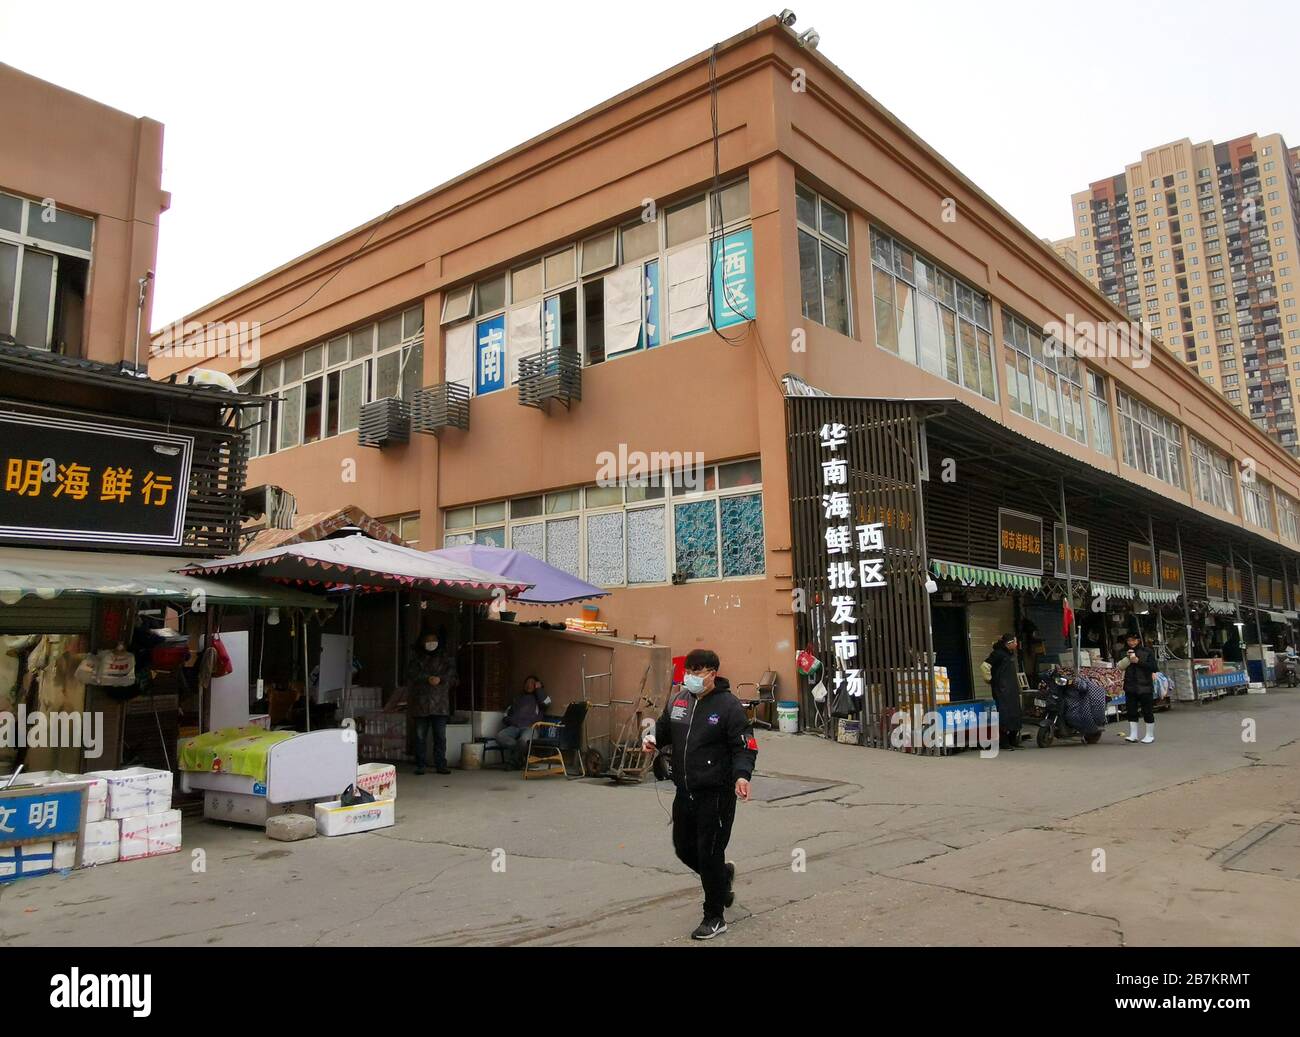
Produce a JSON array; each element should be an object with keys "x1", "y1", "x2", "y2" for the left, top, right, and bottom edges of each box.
[{"x1": 0, "y1": 63, "x2": 168, "y2": 365}]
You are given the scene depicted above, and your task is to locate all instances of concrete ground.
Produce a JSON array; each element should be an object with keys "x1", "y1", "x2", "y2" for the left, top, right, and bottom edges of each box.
[{"x1": 3, "y1": 688, "x2": 1298, "y2": 946}]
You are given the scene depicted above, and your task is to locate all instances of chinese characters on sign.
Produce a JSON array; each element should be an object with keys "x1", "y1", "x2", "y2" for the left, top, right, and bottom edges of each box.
[
  {"x1": 0, "y1": 786, "x2": 85, "y2": 847},
  {"x1": 1128, "y1": 542, "x2": 1156, "y2": 588},
  {"x1": 0, "y1": 410, "x2": 192, "y2": 549},
  {"x1": 711, "y1": 227, "x2": 755, "y2": 330},
  {"x1": 476, "y1": 314, "x2": 506, "y2": 395},
  {"x1": 1052, "y1": 523, "x2": 1090, "y2": 579},
  {"x1": 1227, "y1": 566, "x2": 1243, "y2": 603},
  {"x1": 998, "y1": 509, "x2": 1043, "y2": 575},
  {"x1": 1206, "y1": 562, "x2": 1226, "y2": 599},
  {"x1": 819, "y1": 421, "x2": 884, "y2": 712},
  {"x1": 1159, "y1": 551, "x2": 1183, "y2": 592}
]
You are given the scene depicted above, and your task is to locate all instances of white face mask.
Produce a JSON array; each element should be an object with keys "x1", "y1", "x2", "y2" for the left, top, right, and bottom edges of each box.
[
  {"x1": 425, "y1": 642, "x2": 438, "y2": 653},
  {"x1": 683, "y1": 673, "x2": 706, "y2": 694}
]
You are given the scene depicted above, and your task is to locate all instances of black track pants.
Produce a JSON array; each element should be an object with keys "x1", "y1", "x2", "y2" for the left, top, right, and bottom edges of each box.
[{"x1": 671, "y1": 786, "x2": 736, "y2": 919}]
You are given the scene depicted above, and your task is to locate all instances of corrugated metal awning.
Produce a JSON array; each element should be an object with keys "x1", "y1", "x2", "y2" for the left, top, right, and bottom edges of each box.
[
  {"x1": 1092, "y1": 581, "x2": 1136, "y2": 601},
  {"x1": 0, "y1": 547, "x2": 330, "y2": 609},
  {"x1": 931, "y1": 559, "x2": 1041, "y2": 591},
  {"x1": 1139, "y1": 588, "x2": 1182, "y2": 605},
  {"x1": 1206, "y1": 600, "x2": 1238, "y2": 615}
]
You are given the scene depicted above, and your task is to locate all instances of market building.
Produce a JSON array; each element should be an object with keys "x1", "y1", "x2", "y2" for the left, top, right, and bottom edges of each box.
[{"x1": 149, "y1": 16, "x2": 1300, "y2": 748}]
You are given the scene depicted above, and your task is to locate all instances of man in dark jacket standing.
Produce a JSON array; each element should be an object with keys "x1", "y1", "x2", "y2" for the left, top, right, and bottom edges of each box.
[
  {"x1": 984, "y1": 633, "x2": 1023, "y2": 751},
  {"x1": 1118, "y1": 631, "x2": 1157, "y2": 744},
  {"x1": 646, "y1": 649, "x2": 757, "y2": 940},
  {"x1": 406, "y1": 630, "x2": 458, "y2": 774}
]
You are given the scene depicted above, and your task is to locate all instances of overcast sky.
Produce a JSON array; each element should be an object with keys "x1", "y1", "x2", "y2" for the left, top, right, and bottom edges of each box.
[{"x1": 2, "y1": 0, "x2": 1295, "y2": 328}]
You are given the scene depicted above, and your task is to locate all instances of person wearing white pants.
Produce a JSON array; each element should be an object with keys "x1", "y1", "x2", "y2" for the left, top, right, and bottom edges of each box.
[{"x1": 1117, "y1": 632, "x2": 1157, "y2": 743}]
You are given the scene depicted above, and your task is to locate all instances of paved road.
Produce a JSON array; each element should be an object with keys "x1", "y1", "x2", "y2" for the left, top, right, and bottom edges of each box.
[{"x1": 3, "y1": 689, "x2": 1297, "y2": 946}]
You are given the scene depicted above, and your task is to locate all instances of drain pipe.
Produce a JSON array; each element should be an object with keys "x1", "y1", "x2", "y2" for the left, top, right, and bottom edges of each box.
[{"x1": 133, "y1": 270, "x2": 154, "y2": 371}]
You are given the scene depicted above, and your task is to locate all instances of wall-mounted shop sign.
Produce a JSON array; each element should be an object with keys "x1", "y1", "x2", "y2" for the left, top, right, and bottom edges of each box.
[
  {"x1": 711, "y1": 226, "x2": 755, "y2": 329},
  {"x1": 1272, "y1": 579, "x2": 1286, "y2": 611},
  {"x1": 1257, "y1": 576, "x2": 1273, "y2": 609},
  {"x1": 1227, "y1": 566, "x2": 1243, "y2": 603},
  {"x1": 0, "y1": 409, "x2": 193, "y2": 549},
  {"x1": 1128, "y1": 542, "x2": 1156, "y2": 588},
  {"x1": 1159, "y1": 551, "x2": 1183, "y2": 592},
  {"x1": 1206, "y1": 562, "x2": 1226, "y2": 599},
  {"x1": 1053, "y1": 523, "x2": 1089, "y2": 579},
  {"x1": 999, "y1": 509, "x2": 1043, "y2": 575},
  {"x1": 475, "y1": 313, "x2": 506, "y2": 395}
]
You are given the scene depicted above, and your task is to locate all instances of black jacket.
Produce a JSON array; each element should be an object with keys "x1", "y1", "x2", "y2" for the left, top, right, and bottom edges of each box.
[
  {"x1": 655, "y1": 677, "x2": 756, "y2": 792},
  {"x1": 984, "y1": 643, "x2": 1023, "y2": 726},
  {"x1": 1121, "y1": 645, "x2": 1157, "y2": 696}
]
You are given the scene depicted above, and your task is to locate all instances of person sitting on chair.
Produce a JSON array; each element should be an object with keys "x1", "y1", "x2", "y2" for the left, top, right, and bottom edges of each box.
[{"x1": 494, "y1": 676, "x2": 551, "y2": 768}]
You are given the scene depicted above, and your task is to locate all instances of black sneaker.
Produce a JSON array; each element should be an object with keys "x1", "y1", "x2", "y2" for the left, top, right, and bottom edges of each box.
[
  {"x1": 724, "y1": 862, "x2": 736, "y2": 908},
  {"x1": 691, "y1": 916, "x2": 727, "y2": 940}
]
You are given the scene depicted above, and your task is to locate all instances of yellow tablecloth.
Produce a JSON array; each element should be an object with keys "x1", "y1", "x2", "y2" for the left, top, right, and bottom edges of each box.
[{"x1": 179, "y1": 727, "x2": 296, "y2": 783}]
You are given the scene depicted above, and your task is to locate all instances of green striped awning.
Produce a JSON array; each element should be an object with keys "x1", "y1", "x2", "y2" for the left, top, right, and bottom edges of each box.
[
  {"x1": 1091, "y1": 581, "x2": 1136, "y2": 601},
  {"x1": 931, "y1": 560, "x2": 1042, "y2": 591}
]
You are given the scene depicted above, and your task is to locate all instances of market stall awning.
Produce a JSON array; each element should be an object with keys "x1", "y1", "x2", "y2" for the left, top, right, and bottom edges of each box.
[
  {"x1": 1206, "y1": 600, "x2": 1238, "y2": 615},
  {"x1": 1092, "y1": 580, "x2": 1137, "y2": 601},
  {"x1": 426, "y1": 544, "x2": 608, "y2": 604},
  {"x1": 931, "y1": 559, "x2": 1041, "y2": 591},
  {"x1": 1267, "y1": 611, "x2": 1288, "y2": 623},
  {"x1": 0, "y1": 547, "x2": 329, "y2": 609},
  {"x1": 1138, "y1": 588, "x2": 1182, "y2": 605},
  {"x1": 177, "y1": 535, "x2": 531, "y2": 601}
]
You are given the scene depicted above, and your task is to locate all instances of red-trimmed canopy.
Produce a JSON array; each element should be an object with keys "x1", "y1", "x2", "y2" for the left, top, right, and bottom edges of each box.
[{"x1": 176, "y1": 535, "x2": 531, "y2": 601}]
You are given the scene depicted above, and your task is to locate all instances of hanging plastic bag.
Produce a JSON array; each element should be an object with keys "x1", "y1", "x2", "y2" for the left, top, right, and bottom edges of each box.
[
  {"x1": 810, "y1": 678, "x2": 829, "y2": 703},
  {"x1": 210, "y1": 635, "x2": 234, "y2": 679},
  {"x1": 94, "y1": 648, "x2": 136, "y2": 687}
]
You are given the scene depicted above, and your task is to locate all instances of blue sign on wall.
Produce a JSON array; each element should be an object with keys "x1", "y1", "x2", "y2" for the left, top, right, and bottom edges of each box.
[
  {"x1": 476, "y1": 314, "x2": 506, "y2": 395},
  {"x1": 711, "y1": 226, "x2": 755, "y2": 329},
  {"x1": 0, "y1": 787, "x2": 85, "y2": 846}
]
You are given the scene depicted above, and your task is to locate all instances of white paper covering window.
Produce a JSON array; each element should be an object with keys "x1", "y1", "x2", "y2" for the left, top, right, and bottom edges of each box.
[
  {"x1": 603, "y1": 264, "x2": 643, "y2": 357},
  {"x1": 507, "y1": 302, "x2": 541, "y2": 383},
  {"x1": 444, "y1": 322, "x2": 474, "y2": 388},
  {"x1": 667, "y1": 243, "x2": 708, "y2": 339}
]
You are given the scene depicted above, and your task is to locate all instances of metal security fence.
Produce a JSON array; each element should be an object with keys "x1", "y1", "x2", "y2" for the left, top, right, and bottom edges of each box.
[{"x1": 786, "y1": 396, "x2": 936, "y2": 750}]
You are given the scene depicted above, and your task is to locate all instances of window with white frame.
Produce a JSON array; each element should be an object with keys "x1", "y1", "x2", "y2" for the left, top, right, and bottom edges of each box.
[
  {"x1": 1242, "y1": 476, "x2": 1274, "y2": 531},
  {"x1": 1276, "y1": 491, "x2": 1300, "y2": 544},
  {"x1": 0, "y1": 189, "x2": 94, "y2": 354},
  {"x1": 241, "y1": 305, "x2": 424, "y2": 457},
  {"x1": 870, "y1": 226, "x2": 997, "y2": 401},
  {"x1": 439, "y1": 180, "x2": 751, "y2": 397},
  {"x1": 1002, "y1": 310, "x2": 1086, "y2": 444},
  {"x1": 442, "y1": 459, "x2": 764, "y2": 585},
  {"x1": 1116, "y1": 389, "x2": 1186, "y2": 490},
  {"x1": 796, "y1": 183, "x2": 850, "y2": 335},
  {"x1": 1189, "y1": 437, "x2": 1237, "y2": 513},
  {"x1": 1087, "y1": 371, "x2": 1113, "y2": 456}
]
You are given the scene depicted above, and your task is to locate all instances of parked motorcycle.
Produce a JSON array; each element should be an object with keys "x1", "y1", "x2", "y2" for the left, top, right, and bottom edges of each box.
[
  {"x1": 1035, "y1": 668, "x2": 1105, "y2": 748},
  {"x1": 1275, "y1": 653, "x2": 1300, "y2": 688}
]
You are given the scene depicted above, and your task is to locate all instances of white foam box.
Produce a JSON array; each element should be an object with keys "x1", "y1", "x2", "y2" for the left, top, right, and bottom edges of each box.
[
  {"x1": 54, "y1": 839, "x2": 77, "y2": 871},
  {"x1": 17, "y1": 771, "x2": 108, "y2": 823},
  {"x1": 203, "y1": 792, "x2": 321, "y2": 827},
  {"x1": 86, "y1": 767, "x2": 172, "y2": 819},
  {"x1": 314, "y1": 798, "x2": 395, "y2": 837},
  {"x1": 119, "y1": 809, "x2": 182, "y2": 861},
  {"x1": 356, "y1": 763, "x2": 397, "y2": 801},
  {"x1": 82, "y1": 819, "x2": 121, "y2": 866},
  {"x1": 0, "y1": 841, "x2": 54, "y2": 879}
]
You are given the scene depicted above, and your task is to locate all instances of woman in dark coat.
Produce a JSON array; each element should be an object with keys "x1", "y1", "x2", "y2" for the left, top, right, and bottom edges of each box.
[
  {"x1": 406, "y1": 628, "x2": 458, "y2": 775},
  {"x1": 984, "y1": 633, "x2": 1024, "y2": 751}
]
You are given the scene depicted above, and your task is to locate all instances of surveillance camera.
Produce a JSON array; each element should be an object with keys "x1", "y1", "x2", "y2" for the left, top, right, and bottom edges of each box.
[
  {"x1": 797, "y1": 27, "x2": 820, "y2": 49},
  {"x1": 778, "y1": 8, "x2": 797, "y2": 26}
]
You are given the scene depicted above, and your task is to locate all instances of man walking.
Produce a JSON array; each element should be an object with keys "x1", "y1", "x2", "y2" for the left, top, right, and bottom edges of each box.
[{"x1": 645, "y1": 649, "x2": 757, "y2": 940}]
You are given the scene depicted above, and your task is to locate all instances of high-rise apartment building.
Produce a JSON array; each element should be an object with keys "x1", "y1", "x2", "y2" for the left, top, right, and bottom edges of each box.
[{"x1": 1061, "y1": 134, "x2": 1300, "y2": 452}]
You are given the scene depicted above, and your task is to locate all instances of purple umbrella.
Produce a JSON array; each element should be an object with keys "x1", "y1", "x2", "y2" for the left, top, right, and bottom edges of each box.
[{"x1": 426, "y1": 544, "x2": 609, "y2": 605}]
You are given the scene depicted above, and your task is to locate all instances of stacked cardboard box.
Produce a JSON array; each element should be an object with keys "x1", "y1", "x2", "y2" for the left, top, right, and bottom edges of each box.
[{"x1": 80, "y1": 766, "x2": 181, "y2": 867}]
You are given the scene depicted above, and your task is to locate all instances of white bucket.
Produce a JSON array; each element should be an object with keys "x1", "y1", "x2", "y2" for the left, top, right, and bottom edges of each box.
[
  {"x1": 777, "y1": 702, "x2": 799, "y2": 734},
  {"x1": 460, "y1": 742, "x2": 485, "y2": 770}
]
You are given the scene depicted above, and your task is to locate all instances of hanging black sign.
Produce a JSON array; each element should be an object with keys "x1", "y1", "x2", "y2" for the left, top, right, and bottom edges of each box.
[
  {"x1": 1128, "y1": 542, "x2": 1156, "y2": 588},
  {"x1": 999, "y1": 508, "x2": 1043, "y2": 575},
  {"x1": 1159, "y1": 551, "x2": 1183, "y2": 591},
  {"x1": 1053, "y1": 523, "x2": 1089, "y2": 579},
  {"x1": 0, "y1": 409, "x2": 193, "y2": 549},
  {"x1": 1206, "y1": 562, "x2": 1226, "y2": 599}
]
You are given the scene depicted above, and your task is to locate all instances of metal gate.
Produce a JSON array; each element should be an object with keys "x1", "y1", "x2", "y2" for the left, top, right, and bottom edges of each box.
[{"x1": 786, "y1": 397, "x2": 936, "y2": 751}]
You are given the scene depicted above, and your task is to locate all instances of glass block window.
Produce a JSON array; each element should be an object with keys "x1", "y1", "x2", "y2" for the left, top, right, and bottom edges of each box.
[
  {"x1": 545, "y1": 517, "x2": 580, "y2": 576},
  {"x1": 673, "y1": 500, "x2": 719, "y2": 579},
  {"x1": 510, "y1": 521, "x2": 544, "y2": 560},
  {"x1": 627, "y1": 506, "x2": 668, "y2": 584},
  {"x1": 586, "y1": 512, "x2": 626, "y2": 586},
  {"x1": 720, "y1": 493, "x2": 764, "y2": 576}
]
